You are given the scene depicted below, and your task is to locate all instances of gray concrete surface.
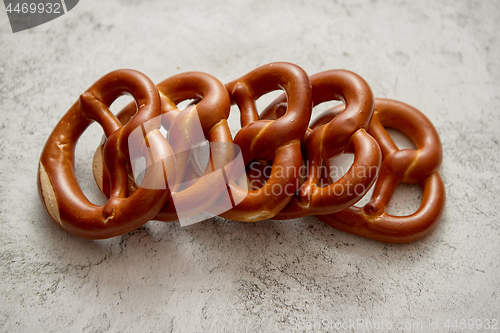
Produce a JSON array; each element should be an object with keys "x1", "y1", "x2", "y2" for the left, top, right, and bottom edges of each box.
[{"x1": 1, "y1": 0, "x2": 499, "y2": 332}]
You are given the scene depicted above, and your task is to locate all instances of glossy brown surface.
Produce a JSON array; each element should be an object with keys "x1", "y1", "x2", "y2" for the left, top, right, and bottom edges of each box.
[
  {"x1": 260, "y1": 70, "x2": 382, "y2": 219},
  {"x1": 38, "y1": 69, "x2": 174, "y2": 239},
  {"x1": 217, "y1": 62, "x2": 313, "y2": 221},
  {"x1": 39, "y1": 65, "x2": 445, "y2": 242}
]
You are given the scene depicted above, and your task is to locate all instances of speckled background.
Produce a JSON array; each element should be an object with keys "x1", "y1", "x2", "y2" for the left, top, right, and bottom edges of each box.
[{"x1": 1, "y1": 0, "x2": 499, "y2": 332}]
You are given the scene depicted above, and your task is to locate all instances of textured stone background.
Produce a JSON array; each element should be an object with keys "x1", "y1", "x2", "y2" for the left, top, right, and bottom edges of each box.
[{"x1": 1, "y1": 0, "x2": 499, "y2": 332}]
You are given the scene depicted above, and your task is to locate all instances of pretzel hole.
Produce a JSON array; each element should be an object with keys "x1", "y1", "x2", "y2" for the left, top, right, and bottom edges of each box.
[
  {"x1": 109, "y1": 95, "x2": 135, "y2": 116},
  {"x1": 228, "y1": 104, "x2": 243, "y2": 138},
  {"x1": 159, "y1": 124, "x2": 168, "y2": 138},
  {"x1": 75, "y1": 122, "x2": 108, "y2": 205},
  {"x1": 354, "y1": 185, "x2": 376, "y2": 208},
  {"x1": 188, "y1": 141, "x2": 211, "y2": 174},
  {"x1": 256, "y1": 90, "x2": 285, "y2": 117},
  {"x1": 132, "y1": 157, "x2": 147, "y2": 186},
  {"x1": 324, "y1": 153, "x2": 354, "y2": 185},
  {"x1": 385, "y1": 183, "x2": 422, "y2": 216},
  {"x1": 176, "y1": 99, "x2": 197, "y2": 111},
  {"x1": 311, "y1": 100, "x2": 344, "y2": 127},
  {"x1": 386, "y1": 128, "x2": 416, "y2": 150}
]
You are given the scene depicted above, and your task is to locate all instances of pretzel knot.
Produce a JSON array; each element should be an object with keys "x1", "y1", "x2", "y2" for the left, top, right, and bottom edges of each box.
[
  {"x1": 215, "y1": 62, "x2": 313, "y2": 221},
  {"x1": 259, "y1": 70, "x2": 382, "y2": 219},
  {"x1": 92, "y1": 72, "x2": 237, "y2": 224},
  {"x1": 316, "y1": 98, "x2": 445, "y2": 243},
  {"x1": 38, "y1": 69, "x2": 175, "y2": 239}
]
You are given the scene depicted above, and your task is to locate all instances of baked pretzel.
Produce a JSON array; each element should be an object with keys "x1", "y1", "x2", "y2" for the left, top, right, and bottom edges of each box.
[
  {"x1": 258, "y1": 70, "x2": 381, "y2": 218},
  {"x1": 212, "y1": 62, "x2": 313, "y2": 221},
  {"x1": 38, "y1": 64, "x2": 445, "y2": 243},
  {"x1": 92, "y1": 72, "x2": 235, "y2": 222},
  {"x1": 315, "y1": 98, "x2": 445, "y2": 243},
  {"x1": 38, "y1": 69, "x2": 175, "y2": 239}
]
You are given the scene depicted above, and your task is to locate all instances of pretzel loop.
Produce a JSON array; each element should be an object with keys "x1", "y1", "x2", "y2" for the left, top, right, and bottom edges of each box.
[
  {"x1": 317, "y1": 98, "x2": 445, "y2": 243},
  {"x1": 155, "y1": 72, "x2": 234, "y2": 221},
  {"x1": 92, "y1": 72, "x2": 234, "y2": 222},
  {"x1": 38, "y1": 65, "x2": 446, "y2": 242},
  {"x1": 38, "y1": 69, "x2": 174, "y2": 239},
  {"x1": 262, "y1": 70, "x2": 381, "y2": 218},
  {"x1": 216, "y1": 62, "x2": 313, "y2": 221},
  {"x1": 226, "y1": 62, "x2": 312, "y2": 160}
]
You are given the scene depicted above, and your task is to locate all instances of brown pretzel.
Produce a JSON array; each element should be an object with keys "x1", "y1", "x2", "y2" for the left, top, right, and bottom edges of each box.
[
  {"x1": 38, "y1": 69, "x2": 175, "y2": 239},
  {"x1": 92, "y1": 72, "x2": 235, "y2": 222},
  {"x1": 316, "y1": 98, "x2": 445, "y2": 243},
  {"x1": 258, "y1": 70, "x2": 381, "y2": 219},
  {"x1": 211, "y1": 62, "x2": 312, "y2": 221},
  {"x1": 38, "y1": 64, "x2": 446, "y2": 243}
]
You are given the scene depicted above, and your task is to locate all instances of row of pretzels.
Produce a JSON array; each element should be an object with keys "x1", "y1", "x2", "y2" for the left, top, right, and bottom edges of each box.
[{"x1": 38, "y1": 62, "x2": 445, "y2": 243}]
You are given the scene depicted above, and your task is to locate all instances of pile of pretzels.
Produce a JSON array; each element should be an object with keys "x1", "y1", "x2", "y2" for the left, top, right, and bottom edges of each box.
[{"x1": 38, "y1": 62, "x2": 445, "y2": 243}]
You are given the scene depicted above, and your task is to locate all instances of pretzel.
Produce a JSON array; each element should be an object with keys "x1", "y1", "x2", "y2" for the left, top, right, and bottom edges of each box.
[
  {"x1": 92, "y1": 72, "x2": 235, "y2": 222},
  {"x1": 257, "y1": 70, "x2": 382, "y2": 219},
  {"x1": 38, "y1": 69, "x2": 175, "y2": 239},
  {"x1": 38, "y1": 64, "x2": 445, "y2": 242},
  {"x1": 212, "y1": 62, "x2": 313, "y2": 221},
  {"x1": 315, "y1": 98, "x2": 445, "y2": 243}
]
